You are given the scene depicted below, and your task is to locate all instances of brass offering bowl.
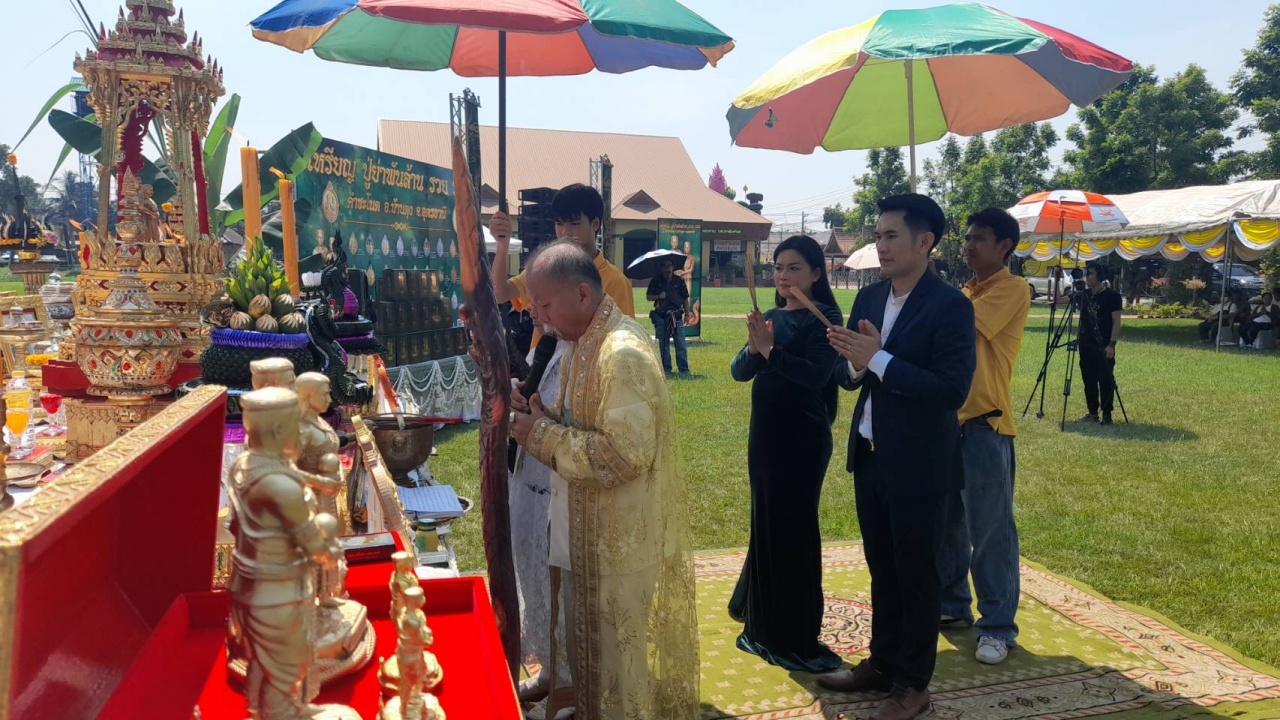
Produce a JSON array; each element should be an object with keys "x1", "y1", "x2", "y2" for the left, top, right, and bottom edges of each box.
[{"x1": 364, "y1": 414, "x2": 436, "y2": 487}]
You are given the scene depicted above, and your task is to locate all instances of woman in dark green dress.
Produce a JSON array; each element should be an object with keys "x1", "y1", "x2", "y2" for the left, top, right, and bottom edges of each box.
[{"x1": 729, "y1": 235, "x2": 844, "y2": 673}]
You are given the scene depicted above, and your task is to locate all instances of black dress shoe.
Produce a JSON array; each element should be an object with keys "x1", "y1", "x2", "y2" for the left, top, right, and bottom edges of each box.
[{"x1": 815, "y1": 659, "x2": 892, "y2": 693}]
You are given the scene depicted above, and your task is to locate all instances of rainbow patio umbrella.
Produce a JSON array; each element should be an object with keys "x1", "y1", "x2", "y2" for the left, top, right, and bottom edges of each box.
[
  {"x1": 251, "y1": 0, "x2": 734, "y2": 209},
  {"x1": 726, "y1": 3, "x2": 1132, "y2": 190}
]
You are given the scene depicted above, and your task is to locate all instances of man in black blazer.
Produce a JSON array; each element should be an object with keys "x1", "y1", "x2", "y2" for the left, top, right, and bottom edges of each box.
[{"x1": 818, "y1": 194, "x2": 976, "y2": 720}]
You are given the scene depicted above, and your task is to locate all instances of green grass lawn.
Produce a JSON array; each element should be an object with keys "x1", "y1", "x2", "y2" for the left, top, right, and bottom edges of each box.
[{"x1": 428, "y1": 287, "x2": 1280, "y2": 667}]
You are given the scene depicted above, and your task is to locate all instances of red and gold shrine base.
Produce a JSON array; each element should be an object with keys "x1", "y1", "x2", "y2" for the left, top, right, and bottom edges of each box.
[
  {"x1": 98, "y1": 577, "x2": 520, "y2": 720},
  {"x1": 41, "y1": 359, "x2": 201, "y2": 399}
]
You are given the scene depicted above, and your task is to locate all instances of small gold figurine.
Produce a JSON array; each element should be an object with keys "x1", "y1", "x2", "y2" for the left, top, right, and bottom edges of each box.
[
  {"x1": 379, "y1": 554, "x2": 442, "y2": 696},
  {"x1": 378, "y1": 587, "x2": 446, "y2": 720},
  {"x1": 139, "y1": 183, "x2": 165, "y2": 245},
  {"x1": 225, "y1": 387, "x2": 359, "y2": 720},
  {"x1": 250, "y1": 357, "x2": 297, "y2": 391},
  {"x1": 389, "y1": 551, "x2": 420, "y2": 623},
  {"x1": 296, "y1": 372, "x2": 345, "y2": 530}
]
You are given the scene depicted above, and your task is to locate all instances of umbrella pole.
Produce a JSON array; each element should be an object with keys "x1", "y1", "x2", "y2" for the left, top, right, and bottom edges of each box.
[
  {"x1": 905, "y1": 60, "x2": 917, "y2": 193},
  {"x1": 498, "y1": 31, "x2": 508, "y2": 215}
]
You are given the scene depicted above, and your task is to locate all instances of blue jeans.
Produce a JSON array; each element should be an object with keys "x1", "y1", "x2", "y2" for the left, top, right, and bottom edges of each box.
[
  {"x1": 938, "y1": 420, "x2": 1020, "y2": 645},
  {"x1": 656, "y1": 313, "x2": 689, "y2": 373}
]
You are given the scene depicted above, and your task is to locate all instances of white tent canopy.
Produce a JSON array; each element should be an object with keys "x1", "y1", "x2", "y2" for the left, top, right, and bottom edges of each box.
[
  {"x1": 483, "y1": 225, "x2": 522, "y2": 254},
  {"x1": 1015, "y1": 180, "x2": 1280, "y2": 263}
]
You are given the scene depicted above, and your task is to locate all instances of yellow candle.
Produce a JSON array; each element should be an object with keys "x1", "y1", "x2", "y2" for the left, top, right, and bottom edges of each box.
[
  {"x1": 279, "y1": 177, "x2": 300, "y2": 296},
  {"x1": 241, "y1": 146, "x2": 261, "y2": 249}
]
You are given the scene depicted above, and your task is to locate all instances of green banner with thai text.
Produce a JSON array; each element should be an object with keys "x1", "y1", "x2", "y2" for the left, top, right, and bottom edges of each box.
[{"x1": 294, "y1": 137, "x2": 462, "y2": 324}]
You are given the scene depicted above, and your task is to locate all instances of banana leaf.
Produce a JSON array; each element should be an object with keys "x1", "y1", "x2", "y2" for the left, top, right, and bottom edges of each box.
[
  {"x1": 204, "y1": 94, "x2": 241, "y2": 235},
  {"x1": 219, "y1": 123, "x2": 323, "y2": 228},
  {"x1": 260, "y1": 197, "x2": 313, "y2": 257},
  {"x1": 13, "y1": 81, "x2": 82, "y2": 151},
  {"x1": 47, "y1": 109, "x2": 177, "y2": 204}
]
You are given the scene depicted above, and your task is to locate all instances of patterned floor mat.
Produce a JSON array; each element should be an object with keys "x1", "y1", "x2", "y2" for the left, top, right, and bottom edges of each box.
[{"x1": 695, "y1": 545, "x2": 1280, "y2": 720}]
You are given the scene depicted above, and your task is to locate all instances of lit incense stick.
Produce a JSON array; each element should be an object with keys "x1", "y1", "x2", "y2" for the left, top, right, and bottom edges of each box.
[
  {"x1": 745, "y1": 242, "x2": 759, "y2": 312},
  {"x1": 785, "y1": 286, "x2": 834, "y2": 328}
]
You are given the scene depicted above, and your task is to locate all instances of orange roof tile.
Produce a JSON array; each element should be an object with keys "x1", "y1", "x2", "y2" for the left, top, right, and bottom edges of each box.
[{"x1": 377, "y1": 120, "x2": 772, "y2": 228}]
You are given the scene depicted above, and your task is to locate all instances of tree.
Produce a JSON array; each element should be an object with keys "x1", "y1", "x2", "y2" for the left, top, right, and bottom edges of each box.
[
  {"x1": 49, "y1": 170, "x2": 96, "y2": 229},
  {"x1": 707, "y1": 163, "x2": 727, "y2": 194},
  {"x1": 1062, "y1": 64, "x2": 1240, "y2": 193},
  {"x1": 1232, "y1": 3, "x2": 1280, "y2": 178},
  {"x1": 722, "y1": 186, "x2": 736, "y2": 200},
  {"x1": 0, "y1": 144, "x2": 48, "y2": 219},
  {"x1": 822, "y1": 203, "x2": 847, "y2": 228},
  {"x1": 848, "y1": 147, "x2": 909, "y2": 228}
]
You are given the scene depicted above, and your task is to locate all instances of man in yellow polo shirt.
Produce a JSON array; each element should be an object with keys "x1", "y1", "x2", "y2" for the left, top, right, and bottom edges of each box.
[
  {"x1": 489, "y1": 183, "x2": 635, "y2": 348},
  {"x1": 937, "y1": 207, "x2": 1030, "y2": 666}
]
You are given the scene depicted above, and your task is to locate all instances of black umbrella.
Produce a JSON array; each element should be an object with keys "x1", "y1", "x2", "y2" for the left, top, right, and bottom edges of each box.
[{"x1": 626, "y1": 249, "x2": 688, "y2": 280}]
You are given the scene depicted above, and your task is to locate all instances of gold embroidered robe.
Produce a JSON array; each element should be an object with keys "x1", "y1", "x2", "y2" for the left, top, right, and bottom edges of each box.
[{"x1": 526, "y1": 297, "x2": 698, "y2": 719}]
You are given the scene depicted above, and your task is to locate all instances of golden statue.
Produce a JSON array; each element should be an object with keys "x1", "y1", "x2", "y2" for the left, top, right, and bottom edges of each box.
[
  {"x1": 295, "y1": 372, "x2": 344, "y2": 528},
  {"x1": 378, "y1": 587, "x2": 446, "y2": 720},
  {"x1": 388, "y1": 551, "x2": 419, "y2": 623},
  {"x1": 139, "y1": 183, "x2": 164, "y2": 245},
  {"x1": 379, "y1": 553, "x2": 442, "y2": 697},
  {"x1": 225, "y1": 387, "x2": 359, "y2": 720},
  {"x1": 251, "y1": 357, "x2": 296, "y2": 391}
]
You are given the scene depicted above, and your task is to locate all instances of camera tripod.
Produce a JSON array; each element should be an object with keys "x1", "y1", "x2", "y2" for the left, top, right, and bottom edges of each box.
[{"x1": 1022, "y1": 277, "x2": 1128, "y2": 431}]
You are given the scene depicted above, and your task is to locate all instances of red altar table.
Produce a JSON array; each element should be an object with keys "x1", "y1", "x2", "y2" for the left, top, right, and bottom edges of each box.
[{"x1": 0, "y1": 384, "x2": 518, "y2": 720}]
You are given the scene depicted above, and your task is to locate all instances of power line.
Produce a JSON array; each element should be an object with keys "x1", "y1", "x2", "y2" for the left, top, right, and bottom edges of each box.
[{"x1": 766, "y1": 185, "x2": 856, "y2": 211}]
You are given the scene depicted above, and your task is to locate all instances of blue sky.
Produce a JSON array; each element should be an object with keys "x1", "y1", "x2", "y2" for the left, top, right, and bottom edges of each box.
[{"x1": 3, "y1": 0, "x2": 1273, "y2": 231}]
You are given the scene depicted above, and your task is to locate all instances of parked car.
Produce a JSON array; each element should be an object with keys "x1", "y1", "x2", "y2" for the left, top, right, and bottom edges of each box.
[
  {"x1": 1207, "y1": 263, "x2": 1266, "y2": 300},
  {"x1": 1025, "y1": 273, "x2": 1069, "y2": 301}
]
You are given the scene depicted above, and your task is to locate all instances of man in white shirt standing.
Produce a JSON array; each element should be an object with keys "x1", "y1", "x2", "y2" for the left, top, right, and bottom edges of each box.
[{"x1": 819, "y1": 194, "x2": 976, "y2": 720}]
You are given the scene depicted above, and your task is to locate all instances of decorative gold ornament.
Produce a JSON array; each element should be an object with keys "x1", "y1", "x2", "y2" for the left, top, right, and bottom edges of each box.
[
  {"x1": 71, "y1": 0, "x2": 226, "y2": 362},
  {"x1": 71, "y1": 234, "x2": 183, "y2": 401}
]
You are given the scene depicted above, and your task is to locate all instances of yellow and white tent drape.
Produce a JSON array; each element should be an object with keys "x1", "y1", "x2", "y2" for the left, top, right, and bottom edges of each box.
[{"x1": 1014, "y1": 181, "x2": 1280, "y2": 264}]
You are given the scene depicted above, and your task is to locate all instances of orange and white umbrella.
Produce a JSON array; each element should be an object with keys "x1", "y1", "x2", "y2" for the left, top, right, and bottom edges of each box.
[{"x1": 1009, "y1": 189, "x2": 1128, "y2": 235}]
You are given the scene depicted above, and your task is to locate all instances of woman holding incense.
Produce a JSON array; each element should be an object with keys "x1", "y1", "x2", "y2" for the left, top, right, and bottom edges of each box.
[{"x1": 729, "y1": 235, "x2": 844, "y2": 673}]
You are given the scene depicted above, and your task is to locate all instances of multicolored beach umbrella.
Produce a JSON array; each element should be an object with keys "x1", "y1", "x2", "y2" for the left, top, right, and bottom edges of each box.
[
  {"x1": 726, "y1": 3, "x2": 1132, "y2": 188},
  {"x1": 251, "y1": 0, "x2": 734, "y2": 207},
  {"x1": 250, "y1": 0, "x2": 734, "y2": 75}
]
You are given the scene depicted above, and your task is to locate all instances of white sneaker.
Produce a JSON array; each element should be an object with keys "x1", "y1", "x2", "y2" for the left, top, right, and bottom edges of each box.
[
  {"x1": 525, "y1": 698, "x2": 575, "y2": 720},
  {"x1": 975, "y1": 636, "x2": 1009, "y2": 665},
  {"x1": 518, "y1": 674, "x2": 550, "y2": 703}
]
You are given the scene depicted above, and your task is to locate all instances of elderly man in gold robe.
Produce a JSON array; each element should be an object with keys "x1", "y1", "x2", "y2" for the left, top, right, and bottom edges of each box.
[{"x1": 511, "y1": 241, "x2": 698, "y2": 720}]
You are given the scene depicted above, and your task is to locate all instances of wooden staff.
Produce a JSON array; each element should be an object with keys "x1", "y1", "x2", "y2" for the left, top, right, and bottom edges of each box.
[{"x1": 784, "y1": 286, "x2": 835, "y2": 328}]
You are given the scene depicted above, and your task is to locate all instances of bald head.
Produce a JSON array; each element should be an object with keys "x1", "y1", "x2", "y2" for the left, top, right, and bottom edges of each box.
[
  {"x1": 527, "y1": 240, "x2": 603, "y2": 298},
  {"x1": 525, "y1": 240, "x2": 605, "y2": 342}
]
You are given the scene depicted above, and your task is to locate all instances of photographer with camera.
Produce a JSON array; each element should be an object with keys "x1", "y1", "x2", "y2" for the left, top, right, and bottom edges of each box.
[
  {"x1": 1076, "y1": 262, "x2": 1123, "y2": 425},
  {"x1": 647, "y1": 258, "x2": 692, "y2": 374}
]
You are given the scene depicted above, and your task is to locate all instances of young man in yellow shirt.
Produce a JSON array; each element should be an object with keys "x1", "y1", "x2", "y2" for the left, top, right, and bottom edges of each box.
[
  {"x1": 488, "y1": 183, "x2": 635, "y2": 345},
  {"x1": 937, "y1": 207, "x2": 1030, "y2": 666}
]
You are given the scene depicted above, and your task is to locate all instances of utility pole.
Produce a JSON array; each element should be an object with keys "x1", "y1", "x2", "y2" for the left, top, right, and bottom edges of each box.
[{"x1": 801, "y1": 211, "x2": 806, "y2": 234}]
